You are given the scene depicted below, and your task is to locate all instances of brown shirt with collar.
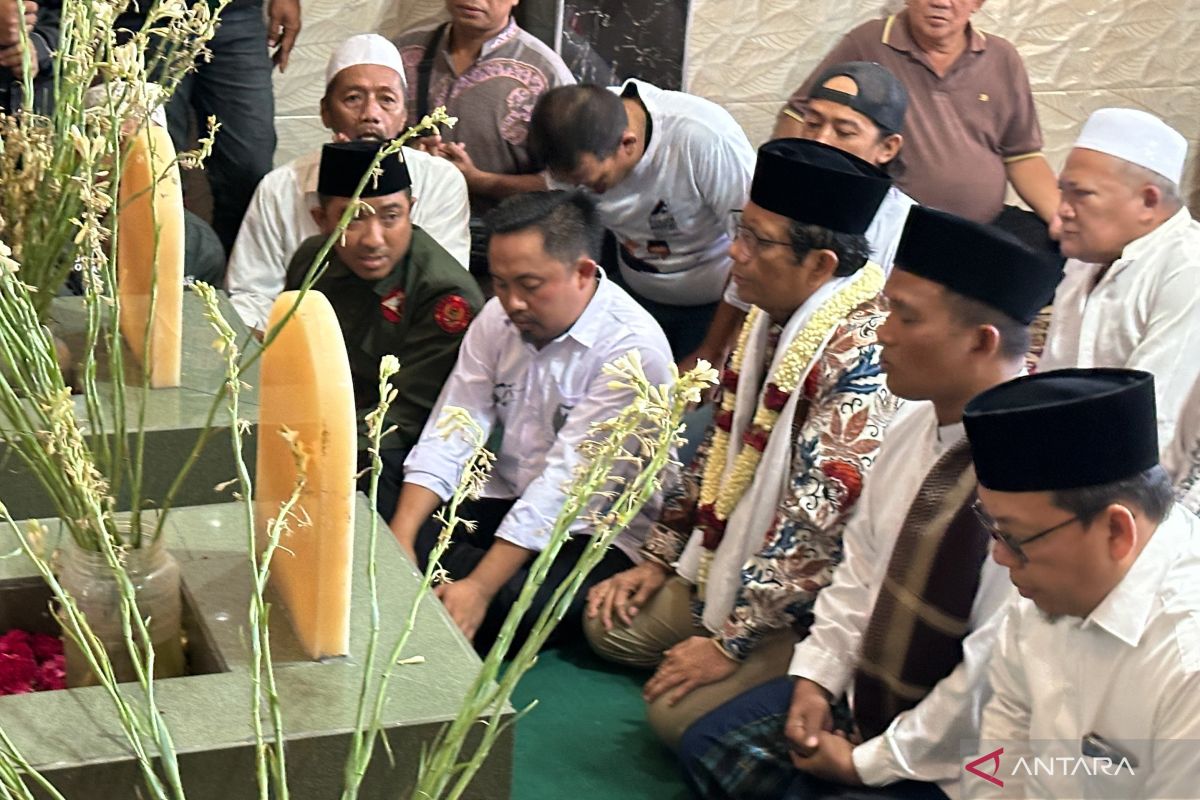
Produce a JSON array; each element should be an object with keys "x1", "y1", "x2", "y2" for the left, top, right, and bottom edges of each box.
[{"x1": 787, "y1": 11, "x2": 1044, "y2": 224}]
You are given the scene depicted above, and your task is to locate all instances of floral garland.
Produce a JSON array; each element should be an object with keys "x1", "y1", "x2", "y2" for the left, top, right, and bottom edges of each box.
[{"x1": 695, "y1": 263, "x2": 884, "y2": 590}]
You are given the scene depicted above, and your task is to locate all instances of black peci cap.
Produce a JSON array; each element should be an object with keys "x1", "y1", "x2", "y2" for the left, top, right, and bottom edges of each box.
[
  {"x1": 894, "y1": 206, "x2": 1063, "y2": 324},
  {"x1": 750, "y1": 138, "x2": 892, "y2": 235},
  {"x1": 964, "y1": 369, "x2": 1159, "y2": 492},
  {"x1": 318, "y1": 140, "x2": 411, "y2": 198}
]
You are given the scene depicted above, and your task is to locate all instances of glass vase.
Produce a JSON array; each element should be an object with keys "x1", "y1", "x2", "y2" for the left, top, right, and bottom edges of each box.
[{"x1": 58, "y1": 530, "x2": 185, "y2": 688}]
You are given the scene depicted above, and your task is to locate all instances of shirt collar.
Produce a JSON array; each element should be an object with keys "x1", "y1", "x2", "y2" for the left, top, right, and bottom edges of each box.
[
  {"x1": 883, "y1": 11, "x2": 987, "y2": 55},
  {"x1": 620, "y1": 79, "x2": 661, "y2": 169},
  {"x1": 477, "y1": 17, "x2": 520, "y2": 58},
  {"x1": 505, "y1": 268, "x2": 611, "y2": 349},
  {"x1": 1083, "y1": 505, "x2": 1190, "y2": 646},
  {"x1": 560, "y1": 269, "x2": 611, "y2": 348},
  {"x1": 1119, "y1": 207, "x2": 1192, "y2": 264}
]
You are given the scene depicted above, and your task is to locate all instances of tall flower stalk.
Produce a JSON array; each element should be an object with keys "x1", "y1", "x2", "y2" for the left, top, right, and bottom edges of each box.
[{"x1": 412, "y1": 355, "x2": 718, "y2": 799}]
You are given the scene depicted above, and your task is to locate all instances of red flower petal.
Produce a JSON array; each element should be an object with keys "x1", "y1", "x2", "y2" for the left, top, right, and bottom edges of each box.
[{"x1": 763, "y1": 383, "x2": 790, "y2": 412}]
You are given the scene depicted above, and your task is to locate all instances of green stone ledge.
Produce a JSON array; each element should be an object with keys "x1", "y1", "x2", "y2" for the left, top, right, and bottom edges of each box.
[
  {"x1": 0, "y1": 290, "x2": 262, "y2": 520},
  {"x1": 0, "y1": 500, "x2": 513, "y2": 799}
]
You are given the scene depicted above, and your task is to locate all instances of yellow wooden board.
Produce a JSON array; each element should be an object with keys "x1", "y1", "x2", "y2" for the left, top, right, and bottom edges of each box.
[
  {"x1": 116, "y1": 125, "x2": 184, "y2": 388},
  {"x1": 255, "y1": 290, "x2": 357, "y2": 659}
]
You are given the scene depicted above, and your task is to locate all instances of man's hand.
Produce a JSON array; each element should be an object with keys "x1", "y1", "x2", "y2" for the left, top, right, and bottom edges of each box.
[
  {"x1": 409, "y1": 134, "x2": 443, "y2": 155},
  {"x1": 434, "y1": 578, "x2": 492, "y2": 641},
  {"x1": 586, "y1": 561, "x2": 669, "y2": 630},
  {"x1": 791, "y1": 730, "x2": 864, "y2": 786},
  {"x1": 786, "y1": 678, "x2": 833, "y2": 757},
  {"x1": 642, "y1": 636, "x2": 738, "y2": 706},
  {"x1": 266, "y1": 0, "x2": 301, "y2": 73},
  {"x1": 438, "y1": 141, "x2": 484, "y2": 187},
  {"x1": 0, "y1": 44, "x2": 36, "y2": 76},
  {"x1": 0, "y1": 0, "x2": 24, "y2": 44}
]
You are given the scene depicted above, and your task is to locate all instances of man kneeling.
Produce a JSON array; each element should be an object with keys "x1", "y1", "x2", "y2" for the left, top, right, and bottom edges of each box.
[{"x1": 389, "y1": 191, "x2": 674, "y2": 655}]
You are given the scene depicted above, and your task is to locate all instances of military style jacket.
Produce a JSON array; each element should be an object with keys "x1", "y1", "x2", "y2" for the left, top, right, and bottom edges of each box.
[{"x1": 286, "y1": 227, "x2": 483, "y2": 453}]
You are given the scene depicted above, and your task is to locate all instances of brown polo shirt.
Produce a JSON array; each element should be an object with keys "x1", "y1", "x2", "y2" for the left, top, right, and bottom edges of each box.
[
  {"x1": 395, "y1": 19, "x2": 575, "y2": 198},
  {"x1": 786, "y1": 11, "x2": 1044, "y2": 223}
]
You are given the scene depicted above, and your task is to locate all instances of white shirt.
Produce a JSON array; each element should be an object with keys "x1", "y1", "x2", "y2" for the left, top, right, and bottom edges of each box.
[
  {"x1": 869, "y1": 186, "x2": 916, "y2": 275},
  {"x1": 225, "y1": 146, "x2": 471, "y2": 331},
  {"x1": 969, "y1": 505, "x2": 1200, "y2": 800},
  {"x1": 550, "y1": 79, "x2": 756, "y2": 308},
  {"x1": 1040, "y1": 207, "x2": 1200, "y2": 447},
  {"x1": 789, "y1": 403, "x2": 1016, "y2": 797},
  {"x1": 404, "y1": 274, "x2": 674, "y2": 561},
  {"x1": 1164, "y1": 377, "x2": 1200, "y2": 514}
]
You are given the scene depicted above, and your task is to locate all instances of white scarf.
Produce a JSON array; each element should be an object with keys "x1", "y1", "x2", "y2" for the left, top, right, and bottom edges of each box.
[{"x1": 677, "y1": 275, "x2": 852, "y2": 632}]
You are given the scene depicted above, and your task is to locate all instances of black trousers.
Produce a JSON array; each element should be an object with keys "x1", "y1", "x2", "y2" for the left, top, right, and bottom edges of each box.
[{"x1": 415, "y1": 498, "x2": 634, "y2": 657}]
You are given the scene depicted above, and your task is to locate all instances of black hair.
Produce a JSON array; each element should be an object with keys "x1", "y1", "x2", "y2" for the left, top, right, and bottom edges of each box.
[
  {"x1": 1050, "y1": 465, "x2": 1176, "y2": 526},
  {"x1": 484, "y1": 190, "x2": 603, "y2": 264},
  {"x1": 941, "y1": 290, "x2": 1032, "y2": 361},
  {"x1": 527, "y1": 85, "x2": 628, "y2": 174},
  {"x1": 787, "y1": 222, "x2": 871, "y2": 277}
]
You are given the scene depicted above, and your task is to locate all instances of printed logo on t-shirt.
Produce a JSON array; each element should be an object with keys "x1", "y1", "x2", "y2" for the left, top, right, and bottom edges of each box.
[
  {"x1": 649, "y1": 199, "x2": 678, "y2": 236},
  {"x1": 552, "y1": 402, "x2": 574, "y2": 433},
  {"x1": 492, "y1": 382, "x2": 515, "y2": 407}
]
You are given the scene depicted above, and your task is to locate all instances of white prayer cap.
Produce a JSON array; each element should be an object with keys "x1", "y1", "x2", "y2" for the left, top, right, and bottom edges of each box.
[
  {"x1": 324, "y1": 34, "x2": 407, "y2": 92},
  {"x1": 1073, "y1": 108, "x2": 1187, "y2": 185}
]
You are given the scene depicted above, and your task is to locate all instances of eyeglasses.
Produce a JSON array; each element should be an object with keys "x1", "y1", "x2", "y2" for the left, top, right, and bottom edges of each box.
[
  {"x1": 971, "y1": 499, "x2": 1080, "y2": 564},
  {"x1": 731, "y1": 211, "x2": 792, "y2": 257}
]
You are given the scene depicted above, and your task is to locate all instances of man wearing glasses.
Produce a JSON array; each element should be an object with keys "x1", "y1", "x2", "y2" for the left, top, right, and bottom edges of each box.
[
  {"x1": 679, "y1": 206, "x2": 1063, "y2": 799},
  {"x1": 584, "y1": 138, "x2": 902, "y2": 748},
  {"x1": 964, "y1": 368, "x2": 1200, "y2": 799}
]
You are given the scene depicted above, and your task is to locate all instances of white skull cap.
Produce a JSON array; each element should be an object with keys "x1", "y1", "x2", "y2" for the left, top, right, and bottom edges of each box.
[
  {"x1": 1073, "y1": 107, "x2": 1187, "y2": 185},
  {"x1": 325, "y1": 34, "x2": 407, "y2": 92}
]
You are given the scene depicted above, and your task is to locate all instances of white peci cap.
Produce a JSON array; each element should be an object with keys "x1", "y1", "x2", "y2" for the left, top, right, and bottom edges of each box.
[
  {"x1": 324, "y1": 33, "x2": 407, "y2": 91},
  {"x1": 1073, "y1": 108, "x2": 1187, "y2": 185}
]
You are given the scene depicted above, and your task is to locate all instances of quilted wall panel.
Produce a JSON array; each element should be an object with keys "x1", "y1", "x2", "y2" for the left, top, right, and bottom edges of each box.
[
  {"x1": 275, "y1": 1, "x2": 1199, "y2": 209},
  {"x1": 683, "y1": 0, "x2": 1200, "y2": 207}
]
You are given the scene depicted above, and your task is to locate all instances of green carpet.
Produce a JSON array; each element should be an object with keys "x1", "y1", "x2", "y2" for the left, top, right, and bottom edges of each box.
[{"x1": 510, "y1": 642, "x2": 690, "y2": 800}]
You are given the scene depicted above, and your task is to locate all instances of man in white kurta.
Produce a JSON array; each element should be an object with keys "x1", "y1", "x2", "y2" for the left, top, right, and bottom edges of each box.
[
  {"x1": 1039, "y1": 108, "x2": 1200, "y2": 447},
  {"x1": 225, "y1": 34, "x2": 470, "y2": 332},
  {"x1": 679, "y1": 207, "x2": 1065, "y2": 799},
  {"x1": 962, "y1": 369, "x2": 1200, "y2": 800}
]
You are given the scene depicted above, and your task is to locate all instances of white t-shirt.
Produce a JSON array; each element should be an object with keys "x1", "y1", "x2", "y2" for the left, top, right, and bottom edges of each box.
[
  {"x1": 551, "y1": 79, "x2": 756, "y2": 308},
  {"x1": 225, "y1": 146, "x2": 471, "y2": 331}
]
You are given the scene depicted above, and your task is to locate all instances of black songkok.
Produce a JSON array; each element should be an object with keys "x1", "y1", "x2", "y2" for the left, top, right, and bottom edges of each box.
[
  {"x1": 894, "y1": 206, "x2": 1063, "y2": 324},
  {"x1": 750, "y1": 138, "x2": 892, "y2": 235},
  {"x1": 964, "y1": 368, "x2": 1159, "y2": 492},
  {"x1": 318, "y1": 140, "x2": 411, "y2": 198}
]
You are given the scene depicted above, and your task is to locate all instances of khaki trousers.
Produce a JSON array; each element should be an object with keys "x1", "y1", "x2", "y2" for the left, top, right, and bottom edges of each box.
[{"x1": 583, "y1": 576, "x2": 798, "y2": 750}]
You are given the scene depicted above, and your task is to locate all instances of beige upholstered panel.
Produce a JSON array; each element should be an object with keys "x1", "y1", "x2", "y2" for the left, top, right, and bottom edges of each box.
[
  {"x1": 271, "y1": 0, "x2": 445, "y2": 165},
  {"x1": 684, "y1": 0, "x2": 1200, "y2": 207}
]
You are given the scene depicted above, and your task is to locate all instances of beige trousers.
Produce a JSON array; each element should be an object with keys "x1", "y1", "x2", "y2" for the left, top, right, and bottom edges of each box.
[{"x1": 584, "y1": 576, "x2": 798, "y2": 750}]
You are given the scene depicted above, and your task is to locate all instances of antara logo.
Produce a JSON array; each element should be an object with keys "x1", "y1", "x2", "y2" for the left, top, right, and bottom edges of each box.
[
  {"x1": 964, "y1": 747, "x2": 1137, "y2": 787},
  {"x1": 965, "y1": 747, "x2": 1005, "y2": 788}
]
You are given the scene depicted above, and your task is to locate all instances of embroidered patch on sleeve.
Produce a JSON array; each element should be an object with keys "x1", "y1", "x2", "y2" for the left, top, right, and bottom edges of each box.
[
  {"x1": 380, "y1": 288, "x2": 406, "y2": 323},
  {"x1": 434, "y1": 294, "x2": 472, "y2": 334}
]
